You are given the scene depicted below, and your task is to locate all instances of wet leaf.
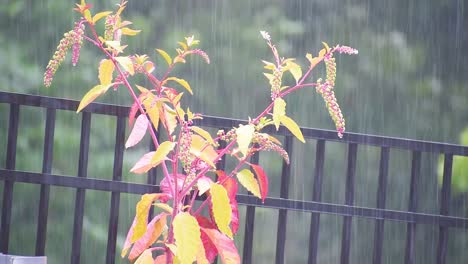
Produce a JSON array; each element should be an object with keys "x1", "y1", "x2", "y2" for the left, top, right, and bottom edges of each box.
[{"x1": 76, "y1": 84, "x2": 113, "y2": 113}]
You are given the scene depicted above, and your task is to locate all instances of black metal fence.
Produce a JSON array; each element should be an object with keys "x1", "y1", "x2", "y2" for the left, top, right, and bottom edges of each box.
[{"x1": 0, "y1": 91, "x2": 467, "y2": 264}]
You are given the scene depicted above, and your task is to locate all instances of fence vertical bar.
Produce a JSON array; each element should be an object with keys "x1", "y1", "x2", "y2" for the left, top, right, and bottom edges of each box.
[
  {"x1": 372, "y1": 147, "x2": 390, "y2": 264},
  {"x1": 436, "y1": 154, "x2": 453, "y2": 264},
  {"x1": 35, "y1": 108, "x2": 56, "y2": 256},
  {"x1": 71, "y1": 112, "x2": 91, "y2": 264},
  {"x1": 106, "y1": 116, "x2": 126, "y2": 264},
  {"x1": 404, "y1": 151, "x2": 421, "y2": 264},
  {"x1": 0, "y1": 104, "x2": 20, "y2": 254},
  {"x1": 340, "y1": 143, "x2": 358, "y2": 264},
  {"x1": 307, "y1": 139, "x2": 326, "y2": 264},
  {"x1": 275, "y1": 136, "x2": 293, "y2": 264},
  {"x1": 242, "y1": 152, "x2": 260, "y2": 264}
]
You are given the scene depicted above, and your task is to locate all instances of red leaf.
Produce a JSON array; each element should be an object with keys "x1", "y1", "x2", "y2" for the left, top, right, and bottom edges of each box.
[
  {"x1": 201, "y1": 228, "x2": 240, "y2": 264},
  {"x1": 220, "y1": 177, "x2": 239, "y2": 234},
  {"x1": 129, "y1": 100, "x2": 140, "y2": 127},
  {"x1": 128, "y1": 213, "x2": 167, "y2": 260},
  {"x1": 250, "y1": 164, "x2": 268, "y2": 203},
  {"x1": 159, "y1": 174, "x2": 186, "y2": 199},
  {"x1": 130, "y1": 151, "x2": 155, "y2": 174},
  {"x1": 125, "y1": 114, "x2": 149, "y2": 148},
  {"x1": 121, "y1": 217, "x2": 137, "y2": 258},
  {"x1": 196, "y1": 216, "x2": 218, "y2": 262}
]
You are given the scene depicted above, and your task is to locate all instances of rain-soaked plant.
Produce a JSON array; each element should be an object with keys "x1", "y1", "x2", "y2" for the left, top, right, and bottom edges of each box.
[{"x1": 44, "y1": 1, "x2": 357, "y2": 263}]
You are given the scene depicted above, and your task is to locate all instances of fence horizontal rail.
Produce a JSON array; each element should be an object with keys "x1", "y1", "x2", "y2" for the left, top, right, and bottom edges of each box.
[
  {"x1": 2, "y1": 169, "x2": 467, "y2": 229},
  {"x1": 1, "y1": 91, "x2": 467, "y2": 156}
]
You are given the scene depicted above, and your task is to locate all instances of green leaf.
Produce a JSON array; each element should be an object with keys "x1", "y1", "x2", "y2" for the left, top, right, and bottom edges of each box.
[
  {"x1": 280, "y1": 115, "x2": 305, "y2": 143},
  {"x1": 173, "y1": 212, "x2": 202, "y2": 264},
  {"x1": 165, "y1": 77, "x2": 193, "y2": 95},
  {"x1": 156, "y1": 49, "x2": 172, "y2": 66},
  {"x1": 236, "y1": 169, "x2": 261, "y2": 198},
  {"x1": 76, "y1": 84, "x2": 113, "y2": 113},
  {"x1": 236, "y1": 124, "x2": 255, "y2": 157},
  {"x1": 210, "y1": 183, "x2": 233, "y2": 238},
  {"x1": 98, "y1": 59, "x2": 114, "y2": 85},
  {"x1": 273, "y1": 98, "x2": 286, "y2": 130},
  {"x1": 150, "y1": 141, "x2": 176, "y2": 166},
  {"x1": 191, "y1": 126, "x2": 215, "y2": 146},
  {"x1": 92, "y1": 11, "x2": 112, "y2": 24},
  {"x1": 115, "y1": 56, "x2": 135, "y2": 75}
]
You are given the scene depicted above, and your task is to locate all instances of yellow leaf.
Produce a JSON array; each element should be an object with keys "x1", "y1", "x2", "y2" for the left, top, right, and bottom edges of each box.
[
  {"x1": 237, "y1": 169, "x2": 261, "y2": 198},
  {"x1": 115, "y1": 56, "x2": 135, "y2": 75},
  {"x1": 173, "y1": 212, "x2": 202, "y2": 264},
  {"x1": 156, "y1": 49, "x2": 172, "y2": 66},
  {"x1": 98, "y1": 59, "x2": 114, "y2": 85},
  {"x1": 196, "y1": 244, "x2": 209, "y2": 264},
  {"x1": 306, "y1": 53, "x2": 313, "y2": 63},
  {"x1": 150, "y1": 141, "x2": 176, "y2": 166},
  {"x1": 154, "y1": 203, "x2": 173, "y2": 214},
  {"x1": 92, "y1": 11, "x2": 112, "y2": 24},
  {"x1": 236, "y1": 124, "x2": 255, "y2": 157},
  {"x1": 121, "y1": 27, "x2": 141, "y2": 36},
  {"x1": 84, "y1": 9, "x2": 92, "y2": 23},
  {"x1": 134, "y1": 249, "x2": 153, "y2": 264},
  {"x1": 165, "y1": 77, "x2": 193, "y2": 95},
  {"x1": 105, "y1": 41, "x2": 128, "y2": 54},
  {"x1": 76, "y1": 84, "x2": 112, "y2": 113},
  {"x1": 210, "y1": 183, "x2": 233, "y2": 238},
  {"x1": 142, "y1": 94, "x2": 161, "y2": 130},
  {"x1": 132, "y1": 193, "x2": 165, "y2": 242},
  {"x1": 190, "y1": 135, "x2": 217, "y2": 168},
  {"x1": 319, "y1": 48, "x2": 326, "y2": 58},
  {"x1": 263, "y1": 73, "x2": 274, "y2": 84},
  {"x1": 273, "y1": 98, "x2": 286, "y2": 130},
  {"x1": 280, "y1": 115, "x2": 305, "y2": 143},
  {"x1": 160, "y1": 104, "x2": 178, "y2": 135},
  {"x1": 178, "y1": 41, "x2": 188, "y2": 51},
  {"x1": 191, "y1": 126, "x2": 215, "y2": 145},
  {"x1": 174, "y1": 56, "x2": 186, "y2": 64},
  {"x1": 322, "y1": 42, "x2": 331, "y2": 52},
  {"x1": 285, "y1": 61, "x2": 302, "y2": 83},
  {"x1": 136, "y1": 85, "x2": 150, "y2": 94},
  {"x1": 262, "y1": 60, "x2": 276, "y2": 70}
]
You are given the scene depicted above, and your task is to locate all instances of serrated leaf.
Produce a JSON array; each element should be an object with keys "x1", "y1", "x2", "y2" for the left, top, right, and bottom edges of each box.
[
  {"x1": 173, "y1": 212, "x2": 202, "y2": 264},
  {"x1": 132, "y1": 194, "x2": 167, "y2": 243},
  {"x1": 210, "y1": 183, "x2": 233, "y2": 238},
  {"x1": 201, "y1": 228, "x2": 240, "y2": 264},
  {"x1": 156, "y1": 49, "x2": 172, "y2": 66},
  {"x1": 115, "y1": 56, "x2": 134, "y2": 75},
  {"x1": 150, "y1": 141, "x2": 176, "y2": 166},
  {"x1": 134, "y1": 249, "x2": 153, "y2": 264},
  {"x1": 165, "y1": 77, "x2": 193, "y2": 95},
  {"x1": 130, "y1": 151, "x2": 155, "y2": 174},
  {"x1": 98, "y1": 59, "x2": 114, "y2": 85},
  {"x1": 280, "y1": 115, "x2": 305, "y2": 143},
  {"x1": 236, "y1": 169, "x2": 261, "y2": 198},
  {"x1": 273, "y1": 98, "x2": 286, "y2": 130},
  {"x1": 220, "y1": 176, "x2": 239, "y2": 234},
  {"x1": 125, "y1": 115, "x2": 149, "y2": 149},
  {"x1": 236, "y1": 124, "x2": 255, "y2": 157},
  {"x1": 76, "y1": 84, "x2": 112, "y2": 113},
  {"x1": 285, "y1": 61, "x2": 302, "y2": 83},
  {"x1": 129, "y1": 213, "x2": 167, "y2": 260},
  {"x1": 121, "y1": 27, "x2": 141, "y2": 36},
  {"x1": 92, "y1": 11, "x2": 112, "y2": 24},
  {"x1": 190, "y1": 135, "x2": 217, "y2": 168},
  {"x1": 191, "y1": 126, "x2": 215, "y2": 145},
  {"x1": 250, "y1": 164, "x2": 268, "y2": 203}
]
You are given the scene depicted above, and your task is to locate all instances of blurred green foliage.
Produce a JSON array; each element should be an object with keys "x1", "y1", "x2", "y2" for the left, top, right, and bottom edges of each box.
[{"x1": 1, "y1": 0, "x2": 467, "y2": 263}]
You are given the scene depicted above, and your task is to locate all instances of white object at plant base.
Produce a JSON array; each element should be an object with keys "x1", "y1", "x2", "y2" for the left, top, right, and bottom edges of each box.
[{"x1": 0, "y1": 254, "x2": 46, "y2": 264}]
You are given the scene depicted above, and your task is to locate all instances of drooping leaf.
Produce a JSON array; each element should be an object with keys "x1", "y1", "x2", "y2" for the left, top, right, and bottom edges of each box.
[
  {"x1": 165, "y1": 77, "x2": 193, "y2": 95},
  {"x1": 156, "y1": 49, "x2": 172, "y2": 66},
  {"x1": 236, "y1": 124, "x2": 255, "y2": 157},
  {"x1": 160, "y1": 104, "x2": 178, "y2": 135},
  {"x1": 280, "y1": 115, "x2": 305, "y2": 143},
  {"x1": 98, "y1": 59, "x2": 114, "y2": 85},
  {"x1": 306, "y1": 53, "x2": 323, "y2": 69},
  {"x1": 322, "y1": 42, "x2": 331, "y2": 52},
  {"x1": 196, "y1": 244, "x2": 210, "y2": 264},
  {"x1": 197, "y1": 176, "x2": 214, "y2": 196},
  {"x1": 210, "y1": 183, "x2": 233, "y2": 238},
  {"x1": 173, "y1": 212, "x2": 202, "y2": 264},
  {"x1": 121, "y1": 27, "x2": 141, "y2": 36},
  {"x1": 154, "y1": 203, "x2": 173, "y2": 214},
  {"x1": 121, "y1": 217, "x2": 137, "y2": 257},
  {"x1": 134, "y1": 249, "x2": 153, "y2": 264},
  {"x1": 250, "y1": 164, "x2": 268, "y2": 203},
  {"x1": 116, "y1": 56, "x2": 135, "y2": 75},
  {"x1": 129, "y1": 213, "x2": 167, "y2": 260},
  {"x1": 92, "y1": 11, "x2": 112, "y2": 24},
  {"x1": 262, "y1": 60, "x2": 276, "y2": 70},
  {"x1": 76, "y1": 83, "x2": 113, "y2": 113},
  {"x1": 142, "y1": 94, "x2": 161, "y2": 130},
  {"x1": 190, "y1": 134, "x2": 218, "y2": 168},
  {"x1": 201, "y1": 228, "x2": 240, "y2": 264},
  {"x1": 150, "y1": 141, "x2": 176, "y2": 166},
  {"x1": 130, "y1": 151, "x2": 155, "y2": 174},
  {"x1": 285, "y1": 60, "x2": 302, "y2": 83},
  {"x1": 128, "y1": 100, "x2": 140, "y2": 127},
  {"x1": 191, "y1": 126, "x2": 215, "y2": 146},
  {"x1": 195, "y1": 216, "x2": 218, "y2": 262},
  {"x1": 125, "y1": 115, "x2": 149, "y2": 149},
  {"x1": 236, "y1": 169, "x2": 261, "y2": 198},
  {"x1": 273, "y1": 98, "x2": 286, "y2": 130},
  {"x1": 132, "y1": 193, "x2": 167, "y2": 243},
  {"x1": 219, "y1": 176, "x2": 239, "y2": 234}
]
